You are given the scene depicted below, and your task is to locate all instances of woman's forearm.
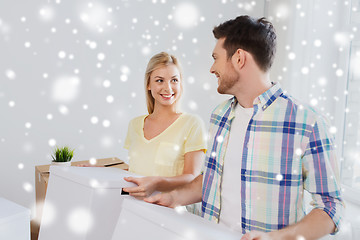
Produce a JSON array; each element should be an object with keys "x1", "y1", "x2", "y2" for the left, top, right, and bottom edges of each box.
[{"x1": 155, "y1": 173, "x2": 198, "y2": 192}]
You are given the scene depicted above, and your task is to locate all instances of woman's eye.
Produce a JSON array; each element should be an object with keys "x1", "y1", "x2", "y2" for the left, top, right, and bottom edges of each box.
[
  {"x1": 155, "y1": 79, "x2": 163, "y2": 82},
  {"x1": 171, "y1": 79, "x2": 178, "y2": 82}
]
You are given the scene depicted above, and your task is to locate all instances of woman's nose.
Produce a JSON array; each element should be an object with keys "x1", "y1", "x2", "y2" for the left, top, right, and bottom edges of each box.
[{"x1": 164, "y1": 82, "x2": 171, "y2": 92}]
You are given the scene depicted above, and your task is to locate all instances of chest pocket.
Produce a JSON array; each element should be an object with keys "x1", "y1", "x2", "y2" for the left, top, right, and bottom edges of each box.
[{"x1": 155, "y1": 142, "x2": 183, "y2": 176}]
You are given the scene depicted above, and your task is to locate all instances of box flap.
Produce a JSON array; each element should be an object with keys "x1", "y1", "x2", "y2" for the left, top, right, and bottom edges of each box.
[
  {"x1": 49, "y1": 166, "x2": 139, "y2": 189},
  {"x1": 117, "y1": 198, "x2": 242, "y2": 240},
  {"x1": 0, "y1": 197, "x2": 30, "y2": 225}
]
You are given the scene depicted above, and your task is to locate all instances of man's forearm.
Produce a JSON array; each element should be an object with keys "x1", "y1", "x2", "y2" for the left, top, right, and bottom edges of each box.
[
  {"x1": 270, "y1": 209, "x2": 336, "y2": 240},
  {"x1": 171, "y1": 174, "x2": 203, "y2": 207}
]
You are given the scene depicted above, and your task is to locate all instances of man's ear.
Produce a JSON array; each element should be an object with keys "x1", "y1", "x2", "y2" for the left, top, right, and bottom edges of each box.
[{"x1": 233, "y1": 49, "x2": 246, "y2": 70}]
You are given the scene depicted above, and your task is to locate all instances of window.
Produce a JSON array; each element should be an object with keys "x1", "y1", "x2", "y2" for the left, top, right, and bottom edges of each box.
[
  {"x1": 342, "y1": 41, "x2": 360, "y2": 190},
  {"x1": 341, "y1": 0, "x2": 360, "y2": 194}
]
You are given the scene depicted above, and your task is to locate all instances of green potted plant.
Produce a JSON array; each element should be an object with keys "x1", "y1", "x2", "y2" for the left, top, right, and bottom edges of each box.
[{"x1": 51, "y1": 146, "x2": 74, "y2": 167}]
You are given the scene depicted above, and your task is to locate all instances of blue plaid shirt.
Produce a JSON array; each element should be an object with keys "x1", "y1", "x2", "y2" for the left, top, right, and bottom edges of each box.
[{"x1": 201, "y1": 83, "x2": 344, "y2": 234}]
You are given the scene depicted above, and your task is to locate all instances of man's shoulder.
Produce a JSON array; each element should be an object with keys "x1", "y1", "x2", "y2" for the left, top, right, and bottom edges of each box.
[
  {"x1": 211, "y1": 97, "x2": 234, "y2": 116},
  {"x1": 279, "y1": 93, "x2": 329, "y2": 124}
]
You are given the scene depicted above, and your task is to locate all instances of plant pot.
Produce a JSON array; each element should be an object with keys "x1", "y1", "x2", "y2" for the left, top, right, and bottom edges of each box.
[{"x1": 51, "y1": 161, "x2": 71, "y2": 167}]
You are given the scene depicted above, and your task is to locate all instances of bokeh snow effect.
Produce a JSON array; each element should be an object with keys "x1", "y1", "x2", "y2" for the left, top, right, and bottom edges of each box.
[{"x1": 0, "y1": 0, "x2": 359, "y2": 237}]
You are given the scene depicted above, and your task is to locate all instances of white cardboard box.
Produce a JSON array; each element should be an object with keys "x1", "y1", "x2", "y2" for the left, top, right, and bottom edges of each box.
[
  {"x1": 39, "y1": 166, "x2": 242, "y2": 240},
  {"x1": 112, "y1": 198, "x2": 242, "y2": 240},
  {"x1": 0, "y1": 197, "x2": 30, "y2": 240},
  {"x1": 38, "y1": 166, "x2": 137, "y2": 240}
]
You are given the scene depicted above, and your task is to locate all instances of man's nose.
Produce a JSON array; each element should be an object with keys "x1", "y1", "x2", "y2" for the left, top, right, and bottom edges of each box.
[{"x1": 210, "y1": 64, "x2": 215, "y2": 73}]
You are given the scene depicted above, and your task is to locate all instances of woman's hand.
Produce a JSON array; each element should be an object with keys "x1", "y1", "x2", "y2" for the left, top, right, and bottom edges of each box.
[{"x1": 123, "y1": 176, "x2": 161, "y2": 199}]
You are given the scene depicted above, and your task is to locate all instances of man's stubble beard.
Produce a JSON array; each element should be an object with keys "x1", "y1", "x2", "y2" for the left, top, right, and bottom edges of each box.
[{"x1": 217, "y1": 68, "x2": 239, "y2": 95}]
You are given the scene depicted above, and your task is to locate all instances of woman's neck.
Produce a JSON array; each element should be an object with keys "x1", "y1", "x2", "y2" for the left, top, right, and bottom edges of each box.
[{"x1": 150, "y1": 105, "x2": 181, "y2": 119}]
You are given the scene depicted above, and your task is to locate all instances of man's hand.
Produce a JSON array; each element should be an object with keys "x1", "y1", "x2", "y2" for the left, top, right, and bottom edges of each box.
[
  {"x1": 241, "y1": 208, "x2": 335, "y2": 240},
  {"x1": 144, "y1": 192, "x2": 177, "y2": 208},
  {"x1": 145, "y1": 174, "x2": 203, "y2": 208},
  {"x1": 241, "y1": 231, "x2": 273, "y2": 240},
  {"x1": 123, "y1": 176, "x2": 160, "y2": 199}
]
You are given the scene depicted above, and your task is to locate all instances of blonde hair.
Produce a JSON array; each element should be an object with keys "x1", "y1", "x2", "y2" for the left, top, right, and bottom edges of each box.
[{"x1": 145, "y1": 52, "x2": 183, "y2": 114}]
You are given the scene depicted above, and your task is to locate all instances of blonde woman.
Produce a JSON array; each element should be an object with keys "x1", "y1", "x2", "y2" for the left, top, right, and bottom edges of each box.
[{"x1": 123, "y1": 52, "x2": 207, "y2": 199}]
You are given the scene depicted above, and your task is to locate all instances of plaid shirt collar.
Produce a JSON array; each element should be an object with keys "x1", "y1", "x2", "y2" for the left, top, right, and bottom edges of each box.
[{"x1": 228, "y1": 82, "x2": 283, "y2": 117}]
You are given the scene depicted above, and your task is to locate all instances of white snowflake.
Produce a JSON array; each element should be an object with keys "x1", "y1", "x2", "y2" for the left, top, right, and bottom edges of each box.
[
  {"x1": 58, "y1": 105, "x2": 69, "y2": 115},
  {"x1": 48, "y1": 138, "x2": 56, "y2": 147},
  {"x1": 39, "y1": 6, "x2": 55, "y2": 21},
  {"x1": 103, "y1": 79, "x2": 111, "y2": 88},
  {"x1": 23, "y1": 182, "x2": 33, "y2": 192},
  {"x1": 97, "y1": 53, "x2": 106, "y2": 61},
  {"x1": 8, "y1": 100, "x2": 15, "y2": 107},
  {"x1": 276, "y1": 174, "x2": 283, "y2": 181},
  {"x1": 188, "y1": 101, "x2": 198, "y2": 110},
  {"x1": 100, "y1": 136, "x2": 113, "y2": 148},
  {"x1": 329, "y1": 126, "x2": 337, "y2": 134},
  {"x1": 310, "y1": 98, "x2": 318, "y2": 106},
  {"x1": 102, "y1": 120, "x2": 111, "y2": 128},
  {"x1": 301, "y1": 67, "x2": 309, "y2": 75},
  {"x1": 106, "y1": 95, "x2": 114, "y2": 103},
  {"x1": 314, "y1": 39, "x2": 322, "y2": 47},
  {"x1": 91, "y1": 116, "x2": 99, "y2": 124},
  {"x1": 52, "y1": 76, "x2": 80, "y2": 102},
  {"x1": 5, "y1": 69, "x2": 16, "y2": 79},
  {"x1": 336, "y1": 69, "x2": 343, "y2": 77},
  {"x1": 318, "y1": 77, "x2": 327, "y2": 86},
  {"x1": 288, "y1": 52, "x2": 296, "y2": 60},
  {"x1": 67, "y1": 208, "x2": 93, "y2": 234},
  {"x1": 173, "y1": 2, "x2": 199, "y2": 28},
  {"x1": 58, "y1": 51, "x2": 66, "y2": 59},
  {"x1": 18, "y1": 163, "x2": 24, "y2": 170}
]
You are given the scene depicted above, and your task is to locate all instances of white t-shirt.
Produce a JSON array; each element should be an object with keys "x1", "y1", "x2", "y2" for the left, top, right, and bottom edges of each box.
[{"x1": 219, "y1": 103, "x2": 253, "y2": 231}]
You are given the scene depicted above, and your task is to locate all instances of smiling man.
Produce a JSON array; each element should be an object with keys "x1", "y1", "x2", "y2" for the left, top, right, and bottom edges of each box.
[{"x1": 146, "y1": 15, "x2": 344, "y2": 240}]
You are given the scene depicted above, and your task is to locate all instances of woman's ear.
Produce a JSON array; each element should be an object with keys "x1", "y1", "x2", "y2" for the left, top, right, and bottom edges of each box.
[{"x1": 233, "y1": 49, "x2": 246, "y2": 70}]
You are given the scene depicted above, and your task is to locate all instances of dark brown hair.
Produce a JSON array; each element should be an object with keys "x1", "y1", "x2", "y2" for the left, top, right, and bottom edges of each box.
[{"x1": 213, "y1": 15, "x2": 276, "y2": 72}]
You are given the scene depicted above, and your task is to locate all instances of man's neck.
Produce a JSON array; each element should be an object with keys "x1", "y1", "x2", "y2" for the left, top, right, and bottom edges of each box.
[{"x1": 234, "y1": 74, "x2": 272, "y2": 108}]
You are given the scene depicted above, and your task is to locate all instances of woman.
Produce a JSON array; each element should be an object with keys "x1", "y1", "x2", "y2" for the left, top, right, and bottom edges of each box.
[{"x1": 123, "y1": 52, "x2": 206, "y2": 199}]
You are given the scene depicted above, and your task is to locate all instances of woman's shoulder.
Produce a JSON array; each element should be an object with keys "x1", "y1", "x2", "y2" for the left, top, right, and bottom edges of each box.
[
  {"x1": 128, "y1": 115, "x2": 147, "y2": 127},
  {"x1": 180, "y1": 113, "x2": 205, "y2": 125}
]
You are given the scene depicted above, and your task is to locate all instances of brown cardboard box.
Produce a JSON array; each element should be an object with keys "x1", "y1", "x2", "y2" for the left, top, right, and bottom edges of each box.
[{"x1": 31, "y1": 157, "x2": 129, "y2": 240}]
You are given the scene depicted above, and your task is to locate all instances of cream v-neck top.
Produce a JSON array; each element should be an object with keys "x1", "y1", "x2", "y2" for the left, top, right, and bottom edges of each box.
[{"x1": 124, "y1": 113, "x2": 207, "y2": 177}]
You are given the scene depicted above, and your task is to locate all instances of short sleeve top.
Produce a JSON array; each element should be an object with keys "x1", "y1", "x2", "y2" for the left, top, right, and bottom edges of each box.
[{"x1": 124, "y1": 113, "x2": 207, "y2": 177}]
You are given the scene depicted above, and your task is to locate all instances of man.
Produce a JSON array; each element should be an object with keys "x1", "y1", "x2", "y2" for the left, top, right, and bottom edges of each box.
[{"x1": 145, "y1": 15, "x2": 343, "y2": 240}]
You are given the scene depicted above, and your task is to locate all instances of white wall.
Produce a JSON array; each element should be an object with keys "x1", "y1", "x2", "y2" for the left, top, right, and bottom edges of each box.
[{"x1": 0, "y1": 0, "x2": 266, "y2": 216}]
